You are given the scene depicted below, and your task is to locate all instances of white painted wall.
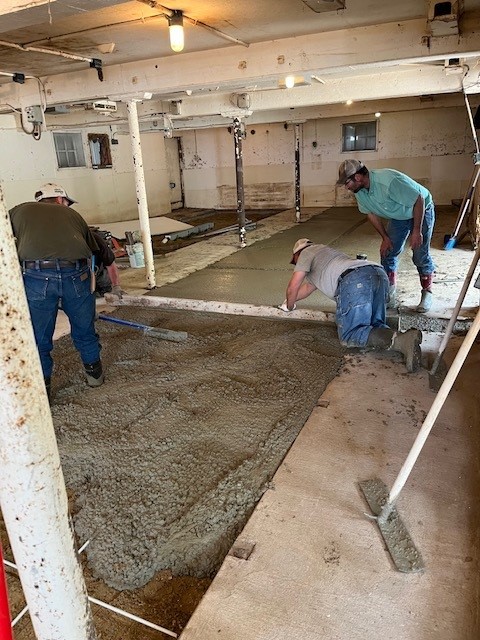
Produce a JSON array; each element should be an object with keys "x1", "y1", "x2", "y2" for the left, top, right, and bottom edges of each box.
[
  {"x1": 1, "y1": 113, "x2": 171, "y2": 225},
  {"x1": 1, "y1": 103, "x2": 476, "y2": 225},
  {"x1": 181, "y1": 123, "x2": 297, "y2": 210},
  {"x1": 181, "y1": 104, "x2": 477, "y2": 209}
]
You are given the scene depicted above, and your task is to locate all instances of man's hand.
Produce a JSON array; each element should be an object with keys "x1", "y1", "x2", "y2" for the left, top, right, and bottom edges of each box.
[
  {"x1": 111, "y1": 285, "x2": 124, "y2": 298},
  {"x1": 278, "y1": 300, "x2": 296, "y2": 312},
  {"x1": 409, "y1": 229, "x2": 423, "y2": 250},
  {"x1": 380, "y1": 236, "x2": 393, "y2": 257}
]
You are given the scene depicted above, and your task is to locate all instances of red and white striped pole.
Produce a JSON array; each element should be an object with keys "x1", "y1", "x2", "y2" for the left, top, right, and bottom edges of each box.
[{"x1": 0, "y1": 542, "x2": 13, "y2": 640}]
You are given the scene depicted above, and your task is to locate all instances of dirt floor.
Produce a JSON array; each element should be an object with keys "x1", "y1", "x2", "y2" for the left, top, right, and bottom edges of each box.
[{"x1": 1, "y1": 306, "x2": 345, "y2": 638}]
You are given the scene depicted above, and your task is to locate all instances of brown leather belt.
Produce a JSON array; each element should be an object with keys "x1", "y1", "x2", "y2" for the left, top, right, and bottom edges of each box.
[{"x1": 21, "y1": 259, "x2": 89, "y2": 269}]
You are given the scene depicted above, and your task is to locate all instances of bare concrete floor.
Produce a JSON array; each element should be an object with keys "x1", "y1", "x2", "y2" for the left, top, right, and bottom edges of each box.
[{"x1": 4, "y1": 206, "x2": 480, "y2": 639}]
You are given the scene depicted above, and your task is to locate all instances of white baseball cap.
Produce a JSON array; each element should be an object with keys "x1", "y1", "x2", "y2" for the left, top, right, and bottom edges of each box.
[
  {"x1": 35, "y1": 182, "x2": 77, "y2": 205},
  {"x1": 290, "y1": 238, "x2": 313, "y2": 264}
]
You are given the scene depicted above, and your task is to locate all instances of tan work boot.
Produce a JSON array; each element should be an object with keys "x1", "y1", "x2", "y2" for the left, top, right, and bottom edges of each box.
[{"x1": 392, "y1": 329, "x2": 422, "y2": 373}]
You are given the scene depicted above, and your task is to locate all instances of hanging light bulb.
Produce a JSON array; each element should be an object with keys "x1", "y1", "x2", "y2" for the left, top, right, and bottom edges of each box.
[
  {"x1": 168, "y1": 10, "x2": 184, "y2": 52},
  {"x1": 285, "y1": 75, "x2": 295, "y2": 89}
]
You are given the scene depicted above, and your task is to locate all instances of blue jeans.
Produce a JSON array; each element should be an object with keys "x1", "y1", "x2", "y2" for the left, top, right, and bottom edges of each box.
[
  {"x1": 381, "y1": 203, "x2": 435, "y2": 276},
  {"x1": 335, "y1": 265, "x2": 389, "y2": 347},
  {"x1": 22, "y1": 263, "x2": 100, "y2": 378}
]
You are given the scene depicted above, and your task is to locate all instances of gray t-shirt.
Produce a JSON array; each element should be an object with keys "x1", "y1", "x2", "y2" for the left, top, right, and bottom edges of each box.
[{"x1": 294, "y1": 244, "x2": 378, "y2": 299}]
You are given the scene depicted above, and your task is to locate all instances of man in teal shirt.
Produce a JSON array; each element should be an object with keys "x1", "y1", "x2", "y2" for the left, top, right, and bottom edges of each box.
[{"x1": 337, "y1": 160, "x2": 435, "y2": 313}]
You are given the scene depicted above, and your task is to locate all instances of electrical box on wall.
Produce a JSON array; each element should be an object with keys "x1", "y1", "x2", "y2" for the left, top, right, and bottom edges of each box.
[
  {"x1": 169, "y1": 100, "x2": 182, "y2": 115},
  {"x1": 230, "y1": 93, "x2": 251, "y2": 110},
  {"x1": 24, "y1": 105, "x2": 43, "y2": 124}
]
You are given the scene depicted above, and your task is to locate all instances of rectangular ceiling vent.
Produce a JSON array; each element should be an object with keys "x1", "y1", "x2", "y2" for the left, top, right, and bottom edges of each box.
[
  {"x1": 86, "y1": 100, "x2": 117, "y2": 113},
  {"x1": 302, "y1": 0, "x2": 345, "y2": 13}
]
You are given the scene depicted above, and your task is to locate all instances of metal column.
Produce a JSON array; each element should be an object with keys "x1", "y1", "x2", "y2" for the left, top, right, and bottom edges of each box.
[
  {"x1": 233, "y1": 117, "x2": 246, "y2": 247},
  {"x1": 0, "y1": 187, "x2": 96, "y2": 640},
  {"x1": 294, "y1": 123, "x2": 301, "y2": 222},
  {"x1": 126, "y1": 100, "x2": 156, "y2": 289}
]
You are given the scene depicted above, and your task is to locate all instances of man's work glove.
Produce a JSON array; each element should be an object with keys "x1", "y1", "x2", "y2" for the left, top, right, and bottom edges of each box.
[
  {"x1": 111, "y1": 285, "x2": 124, "y2": 298},
  {"x1": 278, "y1": 300, "x2": 296, "y2": 312}
]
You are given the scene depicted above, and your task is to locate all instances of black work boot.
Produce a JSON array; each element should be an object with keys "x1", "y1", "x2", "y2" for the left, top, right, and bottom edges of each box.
[
  {"x1": 44, "y1": 377, "x2": 52, "y2": 404},
  {"x1": 84, "y1": 360, "x2": 104, "y2": 387}
]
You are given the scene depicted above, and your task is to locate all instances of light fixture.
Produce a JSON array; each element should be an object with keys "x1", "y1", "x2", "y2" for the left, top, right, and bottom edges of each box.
[
  {"x1": 97, "y1": 43, "x2": 115, "y2": 54},
  {"x1": 346, "y1": 99, "x2": 353, "y2": 106},
  {"x1": 278, "y1": 75, "x2": 312, "y2": 89},
  {"x1": 375, "y1": 112, "x2": 381, "y2": 118},
  {"x1": 168, "y1": 10, "x2": 184, "y2": 53}
]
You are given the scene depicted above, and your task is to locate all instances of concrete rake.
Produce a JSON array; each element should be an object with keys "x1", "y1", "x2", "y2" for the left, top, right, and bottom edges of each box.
[
  {"x1": 97, "y1": 313, "x2": 188, "y2": 342},
  {"x1": 360, "y1": 305, "x2": 480, "y2": 572}
]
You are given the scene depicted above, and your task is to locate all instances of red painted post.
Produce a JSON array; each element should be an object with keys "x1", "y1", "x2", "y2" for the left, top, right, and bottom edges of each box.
[{"x1": 0, "y1": 542, "x2": 13, "y2": 640}]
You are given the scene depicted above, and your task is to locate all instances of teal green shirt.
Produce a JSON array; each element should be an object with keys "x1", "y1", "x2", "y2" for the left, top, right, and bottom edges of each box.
[{"x1": 354, "y1": 169, "x2": 432, "y2": 220}]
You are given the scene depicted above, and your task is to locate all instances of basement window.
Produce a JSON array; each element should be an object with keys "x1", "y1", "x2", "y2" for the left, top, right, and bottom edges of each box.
[
  {"x1": 88, "y1": 133, "x2": 112, "y2": 169},
  {"x1": 53, "y1": 132, "x2": 86, "y2": 168},
  {"x1": 342, "y1": 121, "x2": 377, "y2": 152}
]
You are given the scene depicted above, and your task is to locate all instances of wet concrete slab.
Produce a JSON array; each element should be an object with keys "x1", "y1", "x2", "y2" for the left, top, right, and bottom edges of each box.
[
  {"x1": 149, "y1": 208, "x2": 368, "y2": 311},
  {"x1": 147, "y1": 206, "x2": 480, "y2": 322}
]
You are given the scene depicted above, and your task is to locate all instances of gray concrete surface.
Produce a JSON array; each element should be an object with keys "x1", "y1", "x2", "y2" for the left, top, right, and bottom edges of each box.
[
  {"x1": 182, "y1": 342, "x2": 480, "y2": 639},
  {"x1": 12, "y1": 205, "x2": 479, "y2": 639},
  {"x1": 149, "y1": 207, "x2": 480, "y2": 321}
]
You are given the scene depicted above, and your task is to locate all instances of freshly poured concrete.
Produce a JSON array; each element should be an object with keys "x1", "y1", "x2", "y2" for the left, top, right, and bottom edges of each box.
[
  {"x1": 182, "y1": 346, "x2": 480, "y2": 640},
  {"x1": 150, "y1": 207, "x2": 480, "y2": 319},
  {"x1": 155, "y1": 206, "x2": 479, "y2": 640},
  {"x1": 47, "y1": 205, "x2": 480, "y2": 638}
]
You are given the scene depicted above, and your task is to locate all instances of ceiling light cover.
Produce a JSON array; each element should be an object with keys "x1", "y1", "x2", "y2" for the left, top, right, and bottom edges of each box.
[
  {"x1": 285, "y1": 75, "x2": 296, "y2": 89},
  {"x1": 169, "y1": 10, "x2": 184, "y2": 53}
]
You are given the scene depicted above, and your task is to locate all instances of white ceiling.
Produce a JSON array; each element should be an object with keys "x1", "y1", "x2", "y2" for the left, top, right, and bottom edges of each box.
[
  {"x1": 0, "y1": 0, "x2": 432, "y2": 76},
  {"x1": 0, "y1": 0, "x2": 479, "y2": 124}
]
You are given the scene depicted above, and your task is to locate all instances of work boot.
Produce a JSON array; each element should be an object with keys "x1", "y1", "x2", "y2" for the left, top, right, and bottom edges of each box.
[
  {"x1": 386, "y1": 271, "x2": 397, "y2": 309},
  {"x1": 392, "y1": 329, "x2": 422, "y2": 373},
  {"x1": 44, "y1": 377, "x2": 52, "y2": 404},
  {"x1": 84, "y1": 360, "x2": 104, "y2": 387},
  {"x1": 417, "y1": 274, "x2": 433, "y2": 313},
  {"x1": 417, "y1": 289, "x2": 433, "y2": 313},
  {"x1": 387, "y1": 285, "x2": 397, "y2": 309},
  {"x1": 366, "y1": 327, "x2": 395, "y2": 350}
]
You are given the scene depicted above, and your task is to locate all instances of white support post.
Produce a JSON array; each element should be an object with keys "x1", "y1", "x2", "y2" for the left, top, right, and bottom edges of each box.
[
  {"x1": 0, "y1": 186, "x2": 96, "y2": 640},
  {"x1": 126, "y1": 99, "x2": 157, "y2": 289}
]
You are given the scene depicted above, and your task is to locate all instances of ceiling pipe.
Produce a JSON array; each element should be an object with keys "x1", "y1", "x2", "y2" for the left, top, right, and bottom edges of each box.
[{"x1": 0, "y1": 39, "x2": 103, "y2": 79}]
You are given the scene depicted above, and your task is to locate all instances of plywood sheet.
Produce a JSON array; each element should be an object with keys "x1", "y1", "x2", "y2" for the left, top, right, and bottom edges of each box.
[{"x1": 91, "y1": 216, "x2": 192, "y2": 239}]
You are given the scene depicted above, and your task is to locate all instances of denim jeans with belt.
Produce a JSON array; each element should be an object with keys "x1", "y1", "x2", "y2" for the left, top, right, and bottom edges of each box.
[
  {"x1": 334, "y1": 264, "x2": 389, "y2": 347},
  {"x1": 381, "y1": 203, "x2": 436, "y2": 276},
  {"x1": 22, "y1": 262, "x2": 100, "y2": 378}
]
